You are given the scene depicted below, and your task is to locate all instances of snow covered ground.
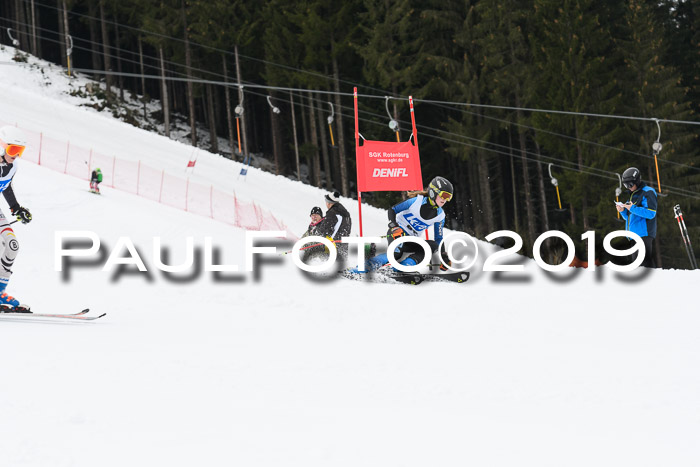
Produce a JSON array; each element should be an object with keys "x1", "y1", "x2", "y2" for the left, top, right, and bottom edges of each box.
[{"x1": 1, "y1": 46, "x2": 699, "y2": 467}]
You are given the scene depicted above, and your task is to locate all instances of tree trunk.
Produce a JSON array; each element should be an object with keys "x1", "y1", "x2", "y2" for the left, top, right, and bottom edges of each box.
[
  {"x1": 206, "y1": 84, "x2": 218, "y2": 153},
  {"x1": 61, "y1": 0, "x2": 71, "y2": 73},
  {"x1": 14, "y1": 0, "x2": 28, "y2": 53},
  {"x1": 518, "y1": 132, "x2": 536, "y2": 248},
  {"x1": 99, "y1": 0, "x2": 112, "y2": 95},
  {"x1": 308, "y1": 92, "x2": 322, "y2": 187},
  {"x1": 300, "y1": 91, "x2": 310, "y2": 144},
  {"x1": 468, "y1": 159, "x2": 482, "y2": 237},
  {"x1": 34, "y1": 3, "x2": 42, "y2": 57},
  {"x1": 457, "y1": 160, "x2": 474, "y2": 233},
  {"x1": 182, "y1": 1, "x2": 196, "y2": 146},
  {"x1": 534, "y1": 141, "x2": 550, "y2": 232},
  {"x1": 222, "y1": 57, "x2": 235, "y2": 159},
  {"x1": 270, "y1": 95, "x2": 283, "y2": 175},
  {"x1": 498, "y1": 158, "x2": 508, "y2": 231},
  {"x1": 158, "y1": 46, "x2": 170, "y2": 138},
  {"x1": 290, "y1": 91, "x2": 301, "y2": 180},
  {"x1": 56, "y1": 0, "x2": 66, "y2": 66},
  {"x1": 332, "y1": 58, "x2": 349, "y2": 196},
  {"x1": 114, "y1": 19, "x2": 124, "y2": 101},
  {"x1": 29, "y1": 0, "x2": 38, "y2": 56},
  {"x1": 234, "y1": 45, "x2": 248, "y2": 158},
  {"x1": 88, "y1": 2, "x2": 102, "y2": 79},
  {"x1": 316, "y1": 94, "x2": 333, "y2": 189},
  {"x1": 508, "y1": 130, "x2": 519, "y2": 232},
  {"x1": 138, "y1": 36, "x2": 147, "y2": 120},
  {"x1": 477, "y1": 153, "x2": 495, "y2": 234},
  {"x1": 574, "y1": 124, "x2": 589, "y2": 230}
]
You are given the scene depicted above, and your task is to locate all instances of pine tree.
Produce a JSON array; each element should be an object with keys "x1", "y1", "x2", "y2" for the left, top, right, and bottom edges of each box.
[
  {"x1": 617, "y1": 0, "x2": 700, "y2": 268},
  {"x1": 530, "y1": 0, "x2": 624, "y2": 234}
]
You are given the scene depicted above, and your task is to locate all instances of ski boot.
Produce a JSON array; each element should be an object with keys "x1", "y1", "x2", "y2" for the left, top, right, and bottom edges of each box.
[{"x1": 0, "y1": 291, "x2": 22, "y2": 312}]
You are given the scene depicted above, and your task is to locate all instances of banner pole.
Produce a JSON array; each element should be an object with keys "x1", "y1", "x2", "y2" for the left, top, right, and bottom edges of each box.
[{"x1": 354, "y1": 87, "x2": 363, "y2": 236}]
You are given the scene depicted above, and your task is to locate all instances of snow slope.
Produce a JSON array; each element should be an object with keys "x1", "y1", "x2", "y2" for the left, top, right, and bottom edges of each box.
[{"x1": 1, "y1": 46, "x2": 699, "y2": 467}]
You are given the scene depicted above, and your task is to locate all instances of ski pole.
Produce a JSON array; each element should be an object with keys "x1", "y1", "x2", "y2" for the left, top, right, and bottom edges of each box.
[
  {"x1": 674, "y1": 204, "x2": 698, "y2": 270},
  {"x1": 0, "y1": 220, "x2": 19, "y2": 228},
  {"x1": 280, "y1": 238, "x2": 343, "y2": 256},
  {"x1": 280, "y1": 233, "x2": 394, "y2": 256}
]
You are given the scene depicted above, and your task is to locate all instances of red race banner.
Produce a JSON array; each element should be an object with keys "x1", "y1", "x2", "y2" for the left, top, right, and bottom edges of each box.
[
  {"x1": 355, "y1": 139, "x2": 423, "y2": 192},
  {"x1": 354, "y1": 89, "x2": 424, "y2": 235}
]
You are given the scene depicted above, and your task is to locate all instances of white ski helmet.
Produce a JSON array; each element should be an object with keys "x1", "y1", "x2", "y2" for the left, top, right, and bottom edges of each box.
[{"x1": 0, "y1": 126, "x2": 28, "y2": 148}]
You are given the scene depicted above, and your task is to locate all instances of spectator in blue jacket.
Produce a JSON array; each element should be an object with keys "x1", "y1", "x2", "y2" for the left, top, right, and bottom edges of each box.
[{"x1": 616, "y1": 167, "x2": 657, "y2": 267}]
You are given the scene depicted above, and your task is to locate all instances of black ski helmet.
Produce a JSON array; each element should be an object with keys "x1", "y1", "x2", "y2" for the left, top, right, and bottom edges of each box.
[
  {"x1": 622, "y1": 167, "x2": 641, "y2": 189},
  {"x1": 427, "y1": 176, "x2": 454, "y2": 203},
  {"x1": 310, "y1": 206, "x2": 322, "y2": 217}
]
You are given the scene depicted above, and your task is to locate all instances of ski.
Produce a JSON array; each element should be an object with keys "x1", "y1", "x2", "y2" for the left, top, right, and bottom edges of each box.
[
  {"x1": 0, "y1": 308, "x2": 105, "y2": 321},
  {"x1": 389, "y1": 270, "x2": 470, "y2": 285},
  {"x1": 340, "y1": 269, "x2": 469, "y2": 285},
  {"x1": 422, "y1": 271, "x2": 470, "y2": 283},
  {"x1": 384, "y1": 272, "x2": 425, "y2": 285}
]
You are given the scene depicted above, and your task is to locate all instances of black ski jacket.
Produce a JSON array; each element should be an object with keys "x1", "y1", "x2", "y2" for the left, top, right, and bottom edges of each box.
[{"x1": 316, "y1": 202, "x2": 352, "y2": 241}]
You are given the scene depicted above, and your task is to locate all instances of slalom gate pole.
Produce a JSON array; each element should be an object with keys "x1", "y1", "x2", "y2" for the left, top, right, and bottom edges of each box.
[{"x1": 674, "y1": 204, "x2": 698, "y2": 270}]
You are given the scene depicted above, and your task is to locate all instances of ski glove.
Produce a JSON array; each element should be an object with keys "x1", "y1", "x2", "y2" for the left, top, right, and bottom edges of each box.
[
  {"x1": 11, "y1": 206, "x2": 32, "y2": 224},
  {"x1": 388, "y1": 222, "x2": 405, "y2": 240}
]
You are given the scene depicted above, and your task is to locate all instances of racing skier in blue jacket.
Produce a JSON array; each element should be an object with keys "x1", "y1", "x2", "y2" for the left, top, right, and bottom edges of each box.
[
  {"x1": 616, "y1": 167, "x2": 657, "y2": 267},
  {"x1": 361, "y1": 176, "x2": 454, "y2": 271}
]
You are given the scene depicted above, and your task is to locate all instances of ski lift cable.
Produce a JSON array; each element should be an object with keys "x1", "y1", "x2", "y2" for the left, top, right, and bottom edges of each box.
[
  {"x1": 12, "y1": 5, "x2": 700, "y2": 128},
  {"x1": 258, "y1": 88, "x2": 700, "y2": 194},
  {"x1": 425, "y1": 100, "x2": 681, "y2": 163},
  {"x1": 429, "y1": 131, "x2": 700, "y2": 200},
  {"x1": 21, "y1": 19, "x2": 698, "y2": 175},
  {"x1": 60, "y1": 66, "x2": 700, "y2": 130},
  {"x1": 19, "y1": 15, "x2": 691, "y2": 159},
  {"x1": 7, "y1": 12, "x2": 699, "y2": 197},
  {"x1": 414, "y1": 98, "x2": 700, "y2": 127},
  {"x1": 278, "y1": 88, "x2": 700, "y2": 199},
  {"x1": 21, "y1": 0, "x2": 397, "y2": 98}
]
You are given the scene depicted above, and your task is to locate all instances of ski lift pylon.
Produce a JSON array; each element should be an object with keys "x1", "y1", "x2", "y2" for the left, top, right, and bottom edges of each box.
[
  {"x1": 6, "y1": 28, "x2": 19, "y2": 47},
  {"x1": 385, "y1": 97, "x2": 400, "y2": 142},
  {"x1": 234, "y1": 86, "x2": 244, "y2": 157},
  {"x1": 548, "y1": 163, "x2": 566, "y2": 212},
  {"x1": 651, "y1": 118, "x2": 667, "y2": 197},
  {"x1": 327, "y1": 102, "x2": 336, "y2": 147}
]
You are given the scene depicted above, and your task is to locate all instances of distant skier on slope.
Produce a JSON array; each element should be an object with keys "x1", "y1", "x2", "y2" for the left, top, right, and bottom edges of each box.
[
  {"x1": 90, "y1": 167, "x2": 103, "y2": 194},
  {"x1": 0, "y1": 126, "x2": 33, "y2": 308},
  {"x1": 356, "y1": 176, "x2": 454, "y2": 273}
]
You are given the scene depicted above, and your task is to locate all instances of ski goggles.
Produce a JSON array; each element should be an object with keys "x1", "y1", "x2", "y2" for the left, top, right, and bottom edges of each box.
[
  {"x1": 437, "y1": 190, "x2": 453, "y2": 201},
  {"x1": 622, "y1": 181, "x2": 635, "y2": 189},
  {"x1": 2, "y1": 144, "x2": 26, "y2": 158}
]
